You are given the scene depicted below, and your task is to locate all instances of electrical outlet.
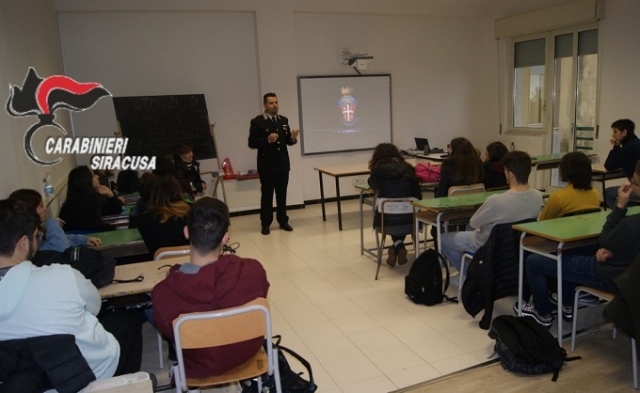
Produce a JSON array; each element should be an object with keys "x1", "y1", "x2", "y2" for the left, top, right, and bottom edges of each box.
[{"x1": 352, "y1": 176, "x2": 367, "y2": 186}]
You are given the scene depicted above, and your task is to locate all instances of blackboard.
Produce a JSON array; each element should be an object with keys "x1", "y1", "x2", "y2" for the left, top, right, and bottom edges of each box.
[{"x1": 112, "y1": 94, "x2": 216, "y2": 161}]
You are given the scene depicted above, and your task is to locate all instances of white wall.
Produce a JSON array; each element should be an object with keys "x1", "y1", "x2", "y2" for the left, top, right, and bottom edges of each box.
[{"x1": 0, "y1": 0, "x2": 75, "y2": 211}]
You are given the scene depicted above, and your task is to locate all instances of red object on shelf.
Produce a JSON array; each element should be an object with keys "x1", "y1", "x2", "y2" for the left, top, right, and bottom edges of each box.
[
  {"x1": 235, "y1": 173, "x2": 260, "y2": 181},
  {"x1": 221, "y1": 158, "x2": 234, "y2": 180}
]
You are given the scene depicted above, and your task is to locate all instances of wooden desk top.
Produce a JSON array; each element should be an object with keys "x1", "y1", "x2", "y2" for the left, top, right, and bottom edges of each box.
[
  {"x1": 412, "y1": 190, "x2": 506, "y2": 212},
  {"x1": 513, "y1": 206, "x2": 640, "y2": 243},
  {"x1": 93, "y1": 228, "x2": 143, "y2": 248},
  {"x1": 99, "y1": 255, "x2": 190, "y2": 298}
]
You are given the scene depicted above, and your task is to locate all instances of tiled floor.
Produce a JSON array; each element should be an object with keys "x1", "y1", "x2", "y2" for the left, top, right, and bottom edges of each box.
[{"x1": 140, "y1": 199, "x2": 609, "y2": 392}]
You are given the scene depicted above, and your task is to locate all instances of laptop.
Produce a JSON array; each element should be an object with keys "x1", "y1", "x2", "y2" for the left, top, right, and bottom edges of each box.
[{"x1": 414, "y1": 137, "x2": 430, "y2": 154}]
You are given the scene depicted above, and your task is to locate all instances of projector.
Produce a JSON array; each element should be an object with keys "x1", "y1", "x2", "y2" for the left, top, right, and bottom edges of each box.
[{"x1": 348, "y1": 54, "x2": 374, "y2": 70}]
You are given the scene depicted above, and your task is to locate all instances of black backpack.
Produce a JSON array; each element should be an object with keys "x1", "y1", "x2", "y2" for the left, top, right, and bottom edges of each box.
[
  {"x1": 32, "y1": 247, "x2": 116, "y2": 289},
  {"x1": 116, "y1": 170, "x2": 140, "y2": 194},
  {"x1": 488, "y1": 315, "x2": 581, "y2": 381},
  {"x1": 404, "y1": 248, "x2": 456, "y2": 306}
]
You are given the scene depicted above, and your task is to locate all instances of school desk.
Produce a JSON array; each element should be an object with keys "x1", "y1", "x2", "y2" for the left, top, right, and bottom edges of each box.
[
  {"x1": 530, "y1": 152, "x2": 596, "y2": 189},
  {"x1": 513, "y1": 206, "x2": 640, "y2": 345},
  {"x1": 591, "y1": 165, "x2": 627, "y2": 208},
  {"x1": 92, "y1": 227, "x2": 148, "y2": 260}
]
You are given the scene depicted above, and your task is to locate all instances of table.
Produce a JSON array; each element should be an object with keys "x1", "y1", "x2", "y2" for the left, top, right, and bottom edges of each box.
[
  {"x1": 412, "y1": 190, "x2": 507, "y2": 255},
  {"x1": 102, "y1": 204, "x2": 133, "y2": 229},
  {"x1": 92, "y1": 227, "x2": 149, "y2": 260},
  {"x1": 591, "y1": 165, "x2": 626, "y2": 208},
  {"x1": 530, "y1": 152, "x2": 596, "y2": 189},
  {"x1": 314, "y1": 158, "x2": 436, "y2": 230},
  {"x1": 513, "y1": 206, "x2": 640, "y2": 345},
  {"x1": 99, "y1": 256, "x2": 189, "y2": 299}
]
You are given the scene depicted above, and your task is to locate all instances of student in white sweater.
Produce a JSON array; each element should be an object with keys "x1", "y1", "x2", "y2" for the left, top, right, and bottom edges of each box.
[
  {"x1": 0, "y1": 198, "x2": 119, "y2": 379},
  {"x1": 441, "y1": 151, "x2": 543, "y2": 271}
]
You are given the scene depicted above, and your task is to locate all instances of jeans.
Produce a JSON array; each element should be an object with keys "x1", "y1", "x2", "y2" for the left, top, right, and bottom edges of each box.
[
  {"x1": 440, "y1": 230, "x2": 478, "y2": 272},
  {"x1": 605, "y1": 184, "x2": 640, "y2": 209},
  {"x1": 525, "y1": 253, "x2": 616, "y2": 317}
]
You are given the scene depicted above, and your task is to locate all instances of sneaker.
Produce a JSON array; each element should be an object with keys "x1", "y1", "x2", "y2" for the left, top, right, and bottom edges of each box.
[
  {"x1": 386, "y1": 246, "x2": 397, "y2": 267},
  {"x1": 550, "y1": 292, "x2": 600, "y2": 308},
  {"x1": 520, "y1": 303, "x2": 553, "y2": 328},
  {"x1": 397, "y1": 244, "x2": 408, "y2": 265},
  {"x1": 561, "y1": 305, "x2": 573, "y2": 323}
]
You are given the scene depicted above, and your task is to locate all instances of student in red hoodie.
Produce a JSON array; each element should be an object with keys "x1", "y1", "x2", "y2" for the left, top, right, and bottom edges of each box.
[{"x1": 152, "y1": 197, "x2": 269, "y2": 378}]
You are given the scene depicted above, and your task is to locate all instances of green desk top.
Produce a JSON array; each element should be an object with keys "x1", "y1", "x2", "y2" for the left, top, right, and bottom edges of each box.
[
  {"x1": 93, "y1": 228, "x2": 142, "y2": 247},
  {"x1": 412, "y1": 190, "x2": 506, "y2": 211},
  {"x1": 513, "y1": 206, "x2": 640, "y2": 243}
]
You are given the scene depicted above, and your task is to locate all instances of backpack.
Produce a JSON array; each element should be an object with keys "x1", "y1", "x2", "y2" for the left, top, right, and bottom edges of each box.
[
  {"x1": 404, "y1": 248, "x2": 456, "y2": 306},
  {"x1": 488, "y1": 315, "x2": 581, "y2": 381},
  {"x1": 415, "y1": 162, "x2": 441, "y2": 183},
  {"x1": 32, "y1": 247, "x2": 116, "y2": 289},
  {"x1": 116, "y1": 170, "x2": 140, "y2": 194},
  {"x1": 241, "y1": 335, "x2": 317, "y2": 393}
]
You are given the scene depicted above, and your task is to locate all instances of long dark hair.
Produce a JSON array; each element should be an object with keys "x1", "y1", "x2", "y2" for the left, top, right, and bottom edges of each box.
[
  {"x1": 65, "y1": 166, "x2": 101, "y2": 216},
  {"x1": 444, "y1": 137, "x2": 483, "y2": 185},
  {"x1": 148, "y1": 175, "x2": 190, "y2": 223},
  {"x1": 369, "y1": 143, "x2": 405, "y2": 170},
  {"x1": 559, "y1": 152, "x2": 593, "y2": 190}
]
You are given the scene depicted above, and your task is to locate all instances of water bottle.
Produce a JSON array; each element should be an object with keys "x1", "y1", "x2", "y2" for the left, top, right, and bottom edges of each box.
[{"x1": 43, "y1": 172, "x2": 54, "y2": 201}]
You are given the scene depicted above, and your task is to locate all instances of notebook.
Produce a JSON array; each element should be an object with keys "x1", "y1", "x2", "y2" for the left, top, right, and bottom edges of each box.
[{"x1": 414, "y1": 137, "x2": 430, "y2": 153}]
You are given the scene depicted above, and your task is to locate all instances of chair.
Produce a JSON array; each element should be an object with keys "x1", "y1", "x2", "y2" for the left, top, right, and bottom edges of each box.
[
  {"x1": 153, "y1": 245, "x2": 191, "y2": 369},
  {"x1": 171, "y1": 297, "x2": 281, "y2": 393},
  {"x1": 571, "y1": 287, "x2": 637, "y2": 389},
  {"x1": 154, "y1": 245, "x2": 191, "y2": 260},
  {"x1": 447, "y1": 183, "x2": 486, "y2": 197},
  {"x1": 374, "y1": 197, "x2": 416, "y2": 280},
  {"x1": 460, "y1": 219, "x2": 533, "y2": 330}
]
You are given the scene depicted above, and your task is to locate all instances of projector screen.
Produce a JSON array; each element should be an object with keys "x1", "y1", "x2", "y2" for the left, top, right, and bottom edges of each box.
[{"x1": 298, "y1": 74, "x2": 392, "y2": 155}]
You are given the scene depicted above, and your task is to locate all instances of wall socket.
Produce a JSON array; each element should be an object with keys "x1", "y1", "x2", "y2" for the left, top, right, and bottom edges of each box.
[{"x1": 352, "y1": 176, "x2": 368, "y2": 186}]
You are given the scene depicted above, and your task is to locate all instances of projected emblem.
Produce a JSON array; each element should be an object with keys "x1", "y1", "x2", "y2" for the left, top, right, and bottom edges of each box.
[{"x1": 339, "y1": 86, "x2": 357, "y2": 126}]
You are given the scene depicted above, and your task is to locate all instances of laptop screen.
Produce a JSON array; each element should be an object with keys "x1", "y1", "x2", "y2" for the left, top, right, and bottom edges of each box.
[{"x1": 414, "y1": 137, "x2": 430, "y2": 153}]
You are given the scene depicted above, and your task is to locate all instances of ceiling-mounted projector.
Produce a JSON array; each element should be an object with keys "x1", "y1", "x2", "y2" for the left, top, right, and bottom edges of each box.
[{"x1": 347, "y1": 54, "x2": 373, "y2": 70}]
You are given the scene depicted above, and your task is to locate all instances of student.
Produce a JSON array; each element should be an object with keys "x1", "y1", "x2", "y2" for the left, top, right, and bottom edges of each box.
[
  {"x1": 58, "y1": 166, "x2": 121, "y2": 232},
  {"x1": 538, "y1": 151, "x2": 601, "y2": 220},
  {"x1": 367, "y1": 143, "x2": 422, "y2": 266},
  {"x1": 440, "y1": 151, "x2": 543, "y2": 271},
  {"x1": 0, "y1": 198, "x2": 124, "y2": 379},
  {"x1": 521, "y1": 160, "x2": 640, "y2": 328},
  {"x1": 154, "y1": 152, "x2": 194, "y2": 199},
  {"x1": 128, "y1": 172, "x2": 160, "y2": 229},
  {"x1": 436, "y1": 137, "x2": 484, "y2": 197},
  {"x1": 152, "y1": 197, "x2": 269, "y2": 378},
  {"x1": 174, "y1": 143, "x2": 207, "y2": 194},
  {"x1": 603, "y1": 119, "x2": 640, "y2": 208},
  {"x1": 482, "y1": 141, "x2": 509, "y2": 190},
  {"x1": 137, "y1": 175, "x2": 191, "y2": 257},
  {"x1": 9, "y1": 189, "x2": 102, "y2": 252}
]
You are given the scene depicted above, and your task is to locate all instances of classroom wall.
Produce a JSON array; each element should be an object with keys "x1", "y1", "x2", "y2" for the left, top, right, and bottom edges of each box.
[{"x1": 0, "y1": 0, "x2": 75, "y2": 212}]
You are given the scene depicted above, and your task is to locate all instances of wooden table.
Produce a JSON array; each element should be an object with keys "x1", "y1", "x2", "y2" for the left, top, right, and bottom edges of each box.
[
  {"x1": 99, "y1": 256, "x2": 189, "y2": 299},
  {"x1": 412, "y1": 190, "x2": 507, "y2": 255},
  {"x1": 513, "y1": 206, "x2": 640, "y2": 345},
  {"x1": 92, "y1": 227, "x2": 149, "y2": 260},
  {"x1": 314, "y1": 158, "x2": 436, "y2": 231}
]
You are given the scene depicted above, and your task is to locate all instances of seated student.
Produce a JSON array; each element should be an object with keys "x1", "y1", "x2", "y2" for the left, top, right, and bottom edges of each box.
[
  {"x1": 441, "y1": 151, "x2": 543, "y2": 272},
  {"x1": 603, "y1": 118, "x2": 640, "y2": 208},
  {"x1": 154, "y1": 152, "x2": 194, "y2": 200},
  {"x1": 137, "y1": 175, "x2": 191, "y2": 257},
  {"x1": 538, "y1": 151, "x2": 601, "y2": 220},
  {"x1": 152, "y1": 197, "x2": 269, "y2": 378},
  {"x1": 521, "y1": 160, "x2": 640, "y2": 328},
  {"x1": 436, "y1": 137, "x2": 483, "y2": 197},
  {"x1": 482, "y1": 141, "x2": 508, "y2": 190},
  {"x1": 9, "y1": 189, "x2": 102, "y2": 252},
  {"x1": 59, "y1": 166, "x2": 122, "y2": 232},
  {"x1": 174, "y1": 143, "x2": 207, "y2": 194},
  {"x1": 128, "y1": 172, "x2": 159, "y2": 229},
  {"x1": 367, "y1": 143, "x2": 422, "y2": 266},
  {"x1": 0, "y1": 198, "x2": 142, "y2": 379}
]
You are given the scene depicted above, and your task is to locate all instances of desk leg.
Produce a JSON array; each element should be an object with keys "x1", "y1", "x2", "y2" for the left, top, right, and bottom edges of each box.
[
  {"x1": 555, "y1": 244, "x2": 564, "y2": 346},
  {"x1": 360, "y1": 190, "x2": 365, "y2": 255},
  {"x1": 336, "y1": 176, "x2": 343, "y2": 231},
  {"x1": 517, "y1": 232, "x2": 525, "y2": 316},
  {"x1": 319, "y1": 172, "x2": 326, "y2": 221}
]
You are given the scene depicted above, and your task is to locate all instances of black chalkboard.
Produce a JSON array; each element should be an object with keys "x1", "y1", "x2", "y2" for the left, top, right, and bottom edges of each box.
[{"x1": 113, "y1": 94, "x2": 216, "y2": 161}]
